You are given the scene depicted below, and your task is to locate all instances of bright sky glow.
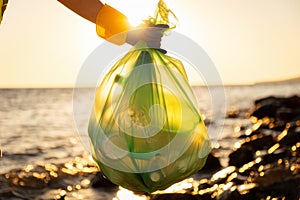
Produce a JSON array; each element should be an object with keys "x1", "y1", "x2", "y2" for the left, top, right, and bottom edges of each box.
[{"x1": 0, "y1": 0, "x2": 300, "y2": 87}]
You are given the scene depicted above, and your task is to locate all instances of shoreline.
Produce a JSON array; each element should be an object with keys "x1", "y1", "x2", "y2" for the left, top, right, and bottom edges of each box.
[{"x1": 1, "y1": 95, "x2": 299, "y2": 200}]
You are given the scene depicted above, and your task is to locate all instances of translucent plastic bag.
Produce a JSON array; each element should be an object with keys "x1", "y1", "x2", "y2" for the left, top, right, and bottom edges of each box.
[{"x1": 88, "y1": 1, "x2": 211, "y2": 194}]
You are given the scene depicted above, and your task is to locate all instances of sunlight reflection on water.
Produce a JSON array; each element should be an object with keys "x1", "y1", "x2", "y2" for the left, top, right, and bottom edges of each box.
[{"x1": 1, "y1": 83, "x2": 299, "y2": 199}]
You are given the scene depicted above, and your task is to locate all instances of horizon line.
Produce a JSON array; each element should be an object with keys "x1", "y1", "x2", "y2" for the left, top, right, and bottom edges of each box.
[
  {"x1": 1, "y1": 74, "x2": 299, "y2": 89},
  {"x1": 0, "y1": 81, "x2": 299, "y2": 89}
]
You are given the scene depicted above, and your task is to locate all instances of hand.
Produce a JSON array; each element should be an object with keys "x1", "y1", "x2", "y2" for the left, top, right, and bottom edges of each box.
[{"x1": 126, "y1": 24, "x2": 169, "y2": 51}]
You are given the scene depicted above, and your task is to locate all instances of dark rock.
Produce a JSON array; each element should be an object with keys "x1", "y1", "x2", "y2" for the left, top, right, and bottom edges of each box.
[
  {"x1": 278, "y1": 127, "x2": 300, "y2": 146},
  {"x1": 280, "y1": 95, "x2": 300, "y2": 108},
  {"x1": 0, "y1": 175, "x2": 13, "y2": 198},
  {"x1": 241, "y1": 187, "x2": 260, "y2": 200},
  {"x1": 254, "y1": 95, "x2": 300, "y2": 109},
  {"x1": 260, "y1": 149, "x2": 291, "y2": 165},
  {"x1": 198, "y1": 181, "x2": 211, "y2": 190},
  {"x1": 261, "y1": 178, "x2": 300, "y2": 199},
  {"x1": 253, "y1": 166, "x2": 293, "y2": 187},
  {"x1": 277, "y1": 178, "x2": 299, "y2": 199},
  {"x1": 200, "y1": 153, "x2": 222, "y2": 173},
  {"x1": 249, "y1": 96, "x2": 280, "y2": 119},
  {"x1": 254, "y1": 96, "x2": 278, "y2": 106},
  {"x1": 90, "y1": 172, "x2": 118, "y2": 189},
  {"x1": 249, "y1": 95, "x2": 300, "y2": 123},
  {"x1": 229, "y1": 135, "x2": 275, "y2": 167},
  {"x1": 276, "y1": 107, "x2": 300, "y2": 122},
  {"x1": 251, "y1": 103, "x2": 278, "y2": 119},
  {"x1": 229, "y1": 147, "x2": 253, "y2": 167},
  {"x1": 150, "y1": 193, "x2": 207, "y2": 200},
  {"x1": 244, "y1": 135, "x2": 275, "y2": 151},
  {"x1": 252, "y1": 166, "x2": 300, "y2": 199},
  {"x1": 217, "y1": 188, "x2": 244, "y2": 200},
  {"x1": 268, "y1": 120, "x2": 287, "y2": 132}
]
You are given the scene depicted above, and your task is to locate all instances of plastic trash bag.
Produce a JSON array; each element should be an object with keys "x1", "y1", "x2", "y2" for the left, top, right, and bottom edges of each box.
[{"x1": 88, "y1": 0, "x2": 211, "y2": 194}]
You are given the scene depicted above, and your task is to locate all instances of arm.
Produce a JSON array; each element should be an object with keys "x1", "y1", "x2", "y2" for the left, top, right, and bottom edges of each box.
[
  {"x1": 58, "y1": 0, "x2": 103, "y2": 24},
  {"x1": 58, "y1": 0, "x2": 165, "y2": 48},
  {"x1": 58, "y1": 0, "x2": 128, "y2": 45},
  {"x1": 1, "y1": 0, "x2": 9, "y2": 23}
]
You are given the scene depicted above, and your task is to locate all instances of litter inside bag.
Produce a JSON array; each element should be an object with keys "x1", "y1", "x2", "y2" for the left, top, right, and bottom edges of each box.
[{"x1": 88, "y1": 0, "x2": 211, "y2": 194}]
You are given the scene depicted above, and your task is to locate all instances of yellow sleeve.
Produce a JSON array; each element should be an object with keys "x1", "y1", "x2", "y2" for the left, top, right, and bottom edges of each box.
[{"x1": 96, "y1": 4, "x2": 131, "y2": 45}]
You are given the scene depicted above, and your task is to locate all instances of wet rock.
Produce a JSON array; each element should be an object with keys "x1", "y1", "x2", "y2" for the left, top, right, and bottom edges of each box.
[
  {"x1": 253, "y1": 166, "x2": 293, "y2": 187},
  {"x1": 252, "y1": 166, "x2": 300, "y2": 199},
  {"x1": 244, "y1": 135, "x2": 275, "y2": 151},
  {"x1": 0, "y1": 175, "x2": 13, "y2": 198},
  {"x1": 261, "y1": 178, "x2": 300, "y2": 199},
  {"x1": 150, "y1": 193, "x2": 205, "y2": 200},
  {"x1": 229, "y1": 135, "x2": 275, "y2": 167},
  {"x1": 276, "y1": 107, "x2": 300, "y2": 122},
  {"x1": 217, "y1": 189, "x2": 243, "y2": 200},
  {"x1": 278, "y1": 127, "x2": 300, "y2": 147},
  {"x1": 254, "y1": 95, "x2": 300, "y2": 109},
  {"x1": 259, "y1": 149, "x2": 289, "y2": 165},
  {"x1": 249, "y1": 95, "x2": 300, "y2": 123},
  {"x1": 268, "y1": 120, "x2": 287, "y2": 131},
  {"x1": 229, "y1": 147, "x2": 253, "y2": 167},
  {"x1": 249, "y1": 96, "x2": 280, "y2": 119},
  {"x1": 200, "y1": 153, "x2": 222, "y2": 173},
  {"x1": 197, "y1": 179, "x2": 211, "y2": 190},
  {"x1": 90, "y1": 172, "x2": 118, "y2": 189}
]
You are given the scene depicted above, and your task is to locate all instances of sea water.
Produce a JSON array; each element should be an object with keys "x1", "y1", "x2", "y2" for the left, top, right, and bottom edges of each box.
[{"x1": 0, "y1": 82, "x2": 299, "y2": 199}]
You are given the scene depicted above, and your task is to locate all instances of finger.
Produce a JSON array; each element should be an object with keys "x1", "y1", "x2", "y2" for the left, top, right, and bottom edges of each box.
[
  {"x1": 149, "y1": 24, "x2": 169, "y2": 33},
  {"x1": 143, "y1": 28, "x2": 163, "y2": 40},
  {"x1": 144, "y1": 32, "x2": 162, "y2": 41},
  {"x1": 147, "y1": 41, "x2": 161, "y2": 49}
]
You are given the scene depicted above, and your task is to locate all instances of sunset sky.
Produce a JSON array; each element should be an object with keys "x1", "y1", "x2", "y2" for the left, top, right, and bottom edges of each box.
[{"x1": 0, "y1": 0, "x2": 300, "y2": 87}]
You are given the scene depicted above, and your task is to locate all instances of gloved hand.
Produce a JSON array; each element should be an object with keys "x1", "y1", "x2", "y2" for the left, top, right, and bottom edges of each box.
[
  {"x1": 126, "y1": 24, "x2": 169, "y2": 53},
  {"x1": 95, "y1": 4, "x2": 169, "y2": 53}
]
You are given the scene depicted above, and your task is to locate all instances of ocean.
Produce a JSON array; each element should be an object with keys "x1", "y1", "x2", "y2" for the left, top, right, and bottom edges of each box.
[{"x1": 0, "y1": 82, "x2": 300, "y2": 199}]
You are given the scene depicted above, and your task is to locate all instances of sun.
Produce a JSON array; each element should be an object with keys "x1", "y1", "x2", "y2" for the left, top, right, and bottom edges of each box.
[
  {"x1": 111, "y1": 0, "x2": 158, "y2": 27},
  {"x1": 125, "y1": 6, "x2": 154, "y2": 27},
  {"x1": 128, "y1": 16, "x2": 145, "y2": 27}
]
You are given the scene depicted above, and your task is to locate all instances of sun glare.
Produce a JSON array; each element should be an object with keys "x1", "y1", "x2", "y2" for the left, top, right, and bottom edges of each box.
[
  {"x1": 112, "y1": 0, "x2": 157, "y2": 27},
  {"x1": 128, "y1": 16, "x2": 144, "y2": 27}
]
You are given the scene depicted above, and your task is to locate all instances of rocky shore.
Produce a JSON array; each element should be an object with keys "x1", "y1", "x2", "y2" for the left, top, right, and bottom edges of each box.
[
  {"x1": 150, "y1": 95, "x2": 300, "y2": 200},
  {"x1": 1, "y1": 95, "x2": 299, "y2": 200}
]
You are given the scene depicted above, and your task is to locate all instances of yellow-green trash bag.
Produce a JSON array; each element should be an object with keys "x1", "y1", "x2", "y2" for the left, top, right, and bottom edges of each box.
[{"x1": 88, "y1": 0, "x2": 211, "y2": 194}]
